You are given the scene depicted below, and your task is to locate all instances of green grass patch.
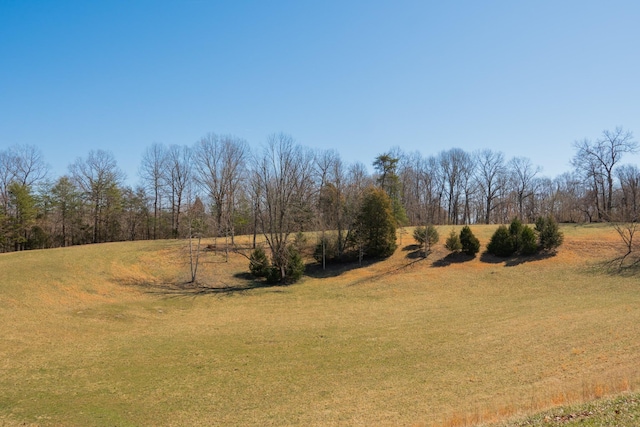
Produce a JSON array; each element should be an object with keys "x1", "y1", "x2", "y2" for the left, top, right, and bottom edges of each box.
[{"x1": 489, "y1": 392, "x2": 640, "y2": 426}]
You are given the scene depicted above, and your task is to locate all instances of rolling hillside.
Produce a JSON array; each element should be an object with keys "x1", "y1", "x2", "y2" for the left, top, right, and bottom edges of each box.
[{"x1": 1, "y1": 224, "x2": 638, "y2": 426}]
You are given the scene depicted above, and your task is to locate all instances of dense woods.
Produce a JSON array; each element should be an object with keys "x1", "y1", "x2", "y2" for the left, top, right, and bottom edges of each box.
[{"x1": 1, "y1": 127, "x2": 638, "y2": 255}]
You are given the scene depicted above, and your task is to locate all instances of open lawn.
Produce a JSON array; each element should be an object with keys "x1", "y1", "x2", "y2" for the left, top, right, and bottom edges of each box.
[{"x1": 1, "y1": 224, "x2": 639, "y2": 426}]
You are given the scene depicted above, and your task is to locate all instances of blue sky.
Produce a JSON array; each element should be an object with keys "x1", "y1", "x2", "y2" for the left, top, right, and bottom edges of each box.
[{"x1": 2, "y1": 0, "x2": 640, "y2": 185}]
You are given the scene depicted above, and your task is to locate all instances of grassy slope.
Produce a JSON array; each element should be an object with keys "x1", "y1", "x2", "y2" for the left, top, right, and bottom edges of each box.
[
  {"x1": 489, "y1": 392, "x2": 640, "y2": 426},
  {"x1": 0, "y1": 225, "x2": 638, "y2": 426}
]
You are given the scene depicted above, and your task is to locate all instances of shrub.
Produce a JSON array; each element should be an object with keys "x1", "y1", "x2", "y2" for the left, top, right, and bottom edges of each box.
[
  {"x1": 249, "y1": 247, "x2": 270, "y2": 277},
  {"x1": 413, "y1": 226, "x2": 426, "y2": 245},
  {"x1": 536, "y1": 216, "x2": 564, "y2": 251},
  {"x1": 509, "y1": 218, "x2": 524, "y2": 251},
  {"x1": 265, "y1": 266, "x2": 282, "y2": 284},
  {"x1": 488, "y1": 218, "x2": 549, "y2": 257},
  {"x1": 254, "y1": 244, "x2": 305, "y2": 284},
  {"x1": 285, "y1": 246, "x2": 305, "y2": 283},
  {"x1": 520, "y1": 225, "x2": 538, "y2": 255},
  {"x1": 413, "y1": 225, "x2": 439, "y2": 255},
  {"x1": 445, "y1": 229, "x2": 462, "y2": 252},
  {"x1": 313, "y1": 236, "x2": 338, "y2": 263},
  {"x1": 459, "y1": 226, "x2": 480, "y2": 256},
  {"x1": 487, "y1": 225, "x2": 514, "y2": 257}
]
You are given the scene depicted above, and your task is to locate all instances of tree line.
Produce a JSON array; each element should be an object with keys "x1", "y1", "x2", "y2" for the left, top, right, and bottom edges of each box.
[{"x1": 1, "y1": 127, "x2": 638, "y2": 255}]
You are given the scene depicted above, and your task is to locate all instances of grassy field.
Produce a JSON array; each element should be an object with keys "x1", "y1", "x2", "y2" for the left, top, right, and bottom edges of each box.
[{"x1": 1, "y1": 224, "x2": 639, "y2": 426}]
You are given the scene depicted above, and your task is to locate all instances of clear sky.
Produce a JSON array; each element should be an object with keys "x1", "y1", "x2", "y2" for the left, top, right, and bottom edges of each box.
[{"x1": 2, "y1": 0, "x2": 640, "y2": 185}]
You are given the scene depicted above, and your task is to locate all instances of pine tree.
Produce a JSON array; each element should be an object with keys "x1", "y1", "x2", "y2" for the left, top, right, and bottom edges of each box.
[
  {"x1": 487, "y1": 225, "x2": 514, "y2": 257},
  {"x1": 459, "y1": 226, "x2": 480, "y2": 256},
  {"x1": 351, "y1": 187, "x2": 397, "y2": 258},
  {"x1": 413, "y1": 225, "x2": 439, "y2": 256},
  {"x1": 445, "y1": 229, "x2": 462, "y2": 252},
  {"x1": 536, "y1": 216, "x2": 564, "y2": 251},
  {"x1": 249, "y1": 246, "x2": 270, "y2": 278}
]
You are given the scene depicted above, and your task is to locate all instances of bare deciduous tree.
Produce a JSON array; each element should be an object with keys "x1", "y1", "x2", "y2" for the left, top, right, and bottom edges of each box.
[
  {"x1": 314, "y1": 149, "x2": 341, "y2": 267},
  {"x1": 254, "y1": 133, "x2": 314, "y2": 281},
  {"x1": 0, "y1": 149, "x2": 13, "y2": 212},
  {"x1": 475, "y1": 149, "x2": 506, "y2": 224},
  {"x1": 194, "y1": 133, "x2": 248, "y2": 244},
  {"x1": 397, "y1": 151, "x2": 424, "y2": 225},
  {"x1": 573, "y1": 127, "x2": 638, "y2": 220},
  {"x1": 439, "y1": 148, "x2": 473, "y2": 224},
  {"x1": 140, "y1": 143, "x2": 168, "y2": 239},
  {"x1": 616, "y1": 164, "x2": 640, "y2": 221},
  {"x1": 552, "y1": 172, "x2": 585, "y2": 223},
  {"x1": 8, "y1": 144, "x2": 49, "y2": 187},
  {"x1": 459, "y1": 155, "x2": 476, "y2": 225},
  {"x1": 509, "y1": 156, "x2": 541, "y2": 222},
  {"x1": 69, "y1": 150, "x2": 125, "y2": 243},
  {"x1": 0, "y1": 145, "x2": 49, "y2": 211},
  {"x1": 612, "y1": 222, "x2": 640, "y2": 270},
  {"x1": 166, "y1": 144, "x2": 192, "y2": 238}
]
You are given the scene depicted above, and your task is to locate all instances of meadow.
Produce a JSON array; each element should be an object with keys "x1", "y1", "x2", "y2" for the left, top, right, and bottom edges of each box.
[{"x1": 1, "y1": 224, "x2": 639, "y2": 426}]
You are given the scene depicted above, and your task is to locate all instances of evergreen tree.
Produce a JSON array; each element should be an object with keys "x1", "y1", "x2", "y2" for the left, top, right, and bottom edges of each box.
[
  {"x1": 488, "y1": 218, "x2": 545, "y2": 257},
  {"x1": 373, "y1": 153, "x2": 407, "y2": 226},
  {"x1": 520, "y1": 225, "x2": 538, "y2": 255},
  {"x1": 535, "y1": 216, "x2": 564, "y2": 251},
  {"x1": 249, "y1": 246, "x2": 270, "y2": 278},
  {"x1": 459, "y1": 225, "x2": 480, "y2": 256},
  {"x1": 51, "y1": 176, "x2": 82, "y2": 247},
  {"x1": 509, "y1": 218, "x2": 524, "y2": 252},
  {"x1": 445, "y1": 229, "x2": 462, "y2": 252},
  {"x1": 487, "y1": 225, "x2": 514, "y2": 257},
  {"x1": 413, "y1": 225, "x2": 439, "y2": 256},
  {"x1": 7, "y1": 182, "x2": 37, "y2": 251},
  {"x1": 314, "y1": 235, "x2": 339, "y2": 263},
  {"x1": 285, "y1": 246, "x2": 305, "y2": 283},
  {"x1": 351, "y1": 186, "x2": 397, "y2": 258}
]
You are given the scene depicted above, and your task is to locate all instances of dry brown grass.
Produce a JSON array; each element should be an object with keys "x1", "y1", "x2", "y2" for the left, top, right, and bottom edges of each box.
[{"x1": 1, "y1": 224, "x2": 639, "y2": 426}]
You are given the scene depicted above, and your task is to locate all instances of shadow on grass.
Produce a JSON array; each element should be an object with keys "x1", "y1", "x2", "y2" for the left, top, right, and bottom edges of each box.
[
  {"x1": 306, "y1": 253, "x2": 428, "y2": 285},
  {"x1": 305, "y1": 259, "x2": 378, "y2": 279},
  {"x1": 595, "y1": 256, "x2": 640, "y2": 277},
  {"x1": 406, "y1": 249, "x2": 426, "y2": 260},
  {"x1": 181, "y1": 281, "x2": 285, "y2": 296},
  {"x1": 403, "y1": 244, "x2": 437, "y2": 260},
  {"x1": 479, "y1": 250, "x2": 558, "y2": 266},
  {"x1": 118, "y1": 274, "x2": 288, "y2": 298},
  {"x1": 432, "y1": 252, "x2": 476, "y2": 267}
]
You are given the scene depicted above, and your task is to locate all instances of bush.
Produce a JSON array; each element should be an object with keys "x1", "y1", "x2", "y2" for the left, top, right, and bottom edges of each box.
[
  {"x1": 487, "y1": 225, "x2": 514, "y2": 257},
  {"x1": 459, "y1": 226, "x2": 480, "y2": 256},
  {"x1": 313, "y1": 236, "x2": 338, "y2": 263},
  {"x1": 249, "y1": 247, "x2": 270, "y2": 277},
  {"x1": 445, "y1": 229, "x2": 462, "y2": 252},
  {"x1": 285, "y1": 246, "x2": 305, "y2": 283},
  {"x1": 520, "y1": 225, "x2": 538, "y2": 255},
  {"x1": 413, "y1": 227, "x2": 425, "y2": 244},
  {"x1": 536, "y1": 216, "x2": 564, "y2": 251},
  {"x1": 265, "y1": 266, "x2": 282, "y2": 284},
  {"x1": 487, "y1": 218, "x2": 549, "y2": 257},
  {"x1": 253, "y1": 244, "x2": 305, "y2": 284},
  {"x1": 509, "y1": 218, "x2": 524, "y2": 251}
]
